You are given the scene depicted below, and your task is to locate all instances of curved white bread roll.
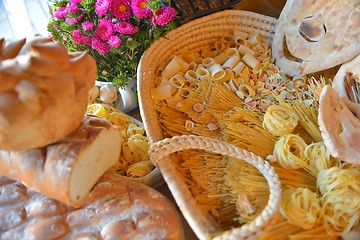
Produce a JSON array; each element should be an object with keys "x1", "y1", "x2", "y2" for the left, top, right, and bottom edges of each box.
[
  {"x1": 272, "y1": 0, "x2": 360, "y2": 76},
  {"x1": 0, "y1": 36, "x2": 97, "y2": 150},
  {"x1": 318, "y1": 85, "x2": 360, "y2": 165},
  {"x1": 0, "y1": 115, "x2": 122, "y2": 207},
  {"x1": 0, "y1": 172, "x2": 185, "y2": 240},
  {"x1": 332, "y1": 54, "x2": 360, "y2": 117}
]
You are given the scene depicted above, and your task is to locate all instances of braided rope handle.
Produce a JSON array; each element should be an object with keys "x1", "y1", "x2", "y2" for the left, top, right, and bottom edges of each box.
[{"x1": 149, "y1": 135, "x2": 281, "y2": 239}]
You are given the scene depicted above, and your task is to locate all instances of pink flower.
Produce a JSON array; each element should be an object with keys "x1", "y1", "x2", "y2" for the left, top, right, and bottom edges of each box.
[
  {"x1": 81, "y1": 35, "x2": 92, "y2": 45},
  {"x1": 108, "y1": 35, "x2": 122, "y2": 48},
  {"x1": 154, "y1": 6, "x2": 175, "y2": 26},
  {"x1": 95, "y1": 0, "x2": 111, "y2": 16},
  {"x1": 82, "y1": 21, "x2": 94, "y2": 31},
  {"x1": 66, "y1": 4, "x2": 78, "y2": 14},
  {"x1": 114, "y1": 22, "x2": 138, "y2": 35},
  {"x1": 71, "y1": 30, "x2": 82, "y2": 44},
  {"x1": 96, "y1": 18, "x2": 114, "y2": 40},
  {"x1": 53, "y1": 6, "x2": 67, "y2": 19},
  {"x1": 53, "y1": 24, "x2": 59, "y2": 30},
  {"x1": 77, "y1": 13, "x2": 84, "y2": 21},
  {"x1": 111, "y1": 0, "x2": 131, "y2": 20},
  {"x1": 91, "y1": 37, "x2": 110, "y2": 54},
  {"x1": 65, "y1": 17, "x2": 77, "y2": 24},
  {"x1": 131, "y1": 0, "x2": 152, "y2": 18},
  {"x1": 70, "y1": 0, "x2": 82, "y2": 4}
]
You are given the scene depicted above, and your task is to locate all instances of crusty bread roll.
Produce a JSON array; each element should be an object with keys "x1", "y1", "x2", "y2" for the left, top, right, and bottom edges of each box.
[
  {"x1": 0, "y1": 36, "x2": 97, "y2": 150},
  {"x1": 0, "y1": 172, "x2": 185, "y2": 240},
  {"x1": 0, "y1": 115, "x2": 122, "y2": 207}
]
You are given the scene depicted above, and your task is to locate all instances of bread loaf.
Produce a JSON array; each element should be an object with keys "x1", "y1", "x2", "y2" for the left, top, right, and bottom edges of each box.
[
  {"x1": 0, "y1": 115, "x2": 122, "y2": 207},
  {"x1": 0, "y1": 36, "x2": 97, "y2": 150},
  {"x1": 0, "y1": 172, "x2": 185, "y2": 240}
]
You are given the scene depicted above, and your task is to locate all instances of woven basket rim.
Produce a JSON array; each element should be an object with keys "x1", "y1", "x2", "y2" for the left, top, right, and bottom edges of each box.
[{"x1": 137, "y1": 9, "x2": 279, "y2": 240}]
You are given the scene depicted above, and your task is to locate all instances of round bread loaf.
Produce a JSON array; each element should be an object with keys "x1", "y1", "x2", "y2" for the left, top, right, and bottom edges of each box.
[
  {"x1": 0, "y1": 172, "x2": 185, "y2": 240},
  {"x1": 0, "y1": 36, "x2": 96, "y2": 150}
]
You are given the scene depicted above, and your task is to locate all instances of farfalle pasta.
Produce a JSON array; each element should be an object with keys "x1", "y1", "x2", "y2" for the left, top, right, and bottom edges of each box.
[
  {"x1": 263, "y1": 105, "x2": 299, "y2": 137},
  {"x1": 280, "y1": 188, "x2": 322, "y2": 230}
]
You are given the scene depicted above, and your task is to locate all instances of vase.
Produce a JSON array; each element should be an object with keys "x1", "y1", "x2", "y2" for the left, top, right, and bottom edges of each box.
[{"x1": 94, "y1": 78, "x2": 138, "y2": 113}]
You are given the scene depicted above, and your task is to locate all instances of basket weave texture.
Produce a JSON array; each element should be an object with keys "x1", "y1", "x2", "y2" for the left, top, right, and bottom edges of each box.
[{"x1": 137, "y1": 10, "x2": 280, "y2": 239}]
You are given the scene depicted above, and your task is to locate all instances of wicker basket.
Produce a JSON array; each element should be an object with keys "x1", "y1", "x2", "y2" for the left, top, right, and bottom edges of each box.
[{"x1": 137, "y1": 10, "x2": 280, "y2": 239}]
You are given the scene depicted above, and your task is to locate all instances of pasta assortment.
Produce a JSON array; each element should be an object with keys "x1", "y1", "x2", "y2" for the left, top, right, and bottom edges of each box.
[
  {"x1": 149, "y1": 29, "x2": 360, "y2": 239},
  {"x1": 86, "y1": 103, "x2": 154, "y2": 178}
]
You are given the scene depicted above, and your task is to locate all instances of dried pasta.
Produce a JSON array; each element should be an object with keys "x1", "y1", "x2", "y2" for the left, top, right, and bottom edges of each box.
[
  {"x1": 280, "y1": 187, "x2": 321, "y2": 230},
  {"x1": 263, "y1": 105, "x2": 299, "y2": 137},
  {"x1": 87, "y1": 103, "x2": 152, "y2": 178}
]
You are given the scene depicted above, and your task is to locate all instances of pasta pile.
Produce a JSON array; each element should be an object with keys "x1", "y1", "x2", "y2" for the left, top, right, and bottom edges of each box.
[
  {"x1": 86, "y1": 103, "x2": 154, "y2": 178},
  {"x1": 150, "y1": 29, "x2": 360, "y2": 239}
]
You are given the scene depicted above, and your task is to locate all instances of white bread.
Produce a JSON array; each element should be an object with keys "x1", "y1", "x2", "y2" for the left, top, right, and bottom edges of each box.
[
  {"x1": 318, "y1": 85, "x2": 360, "y2": 165},
  {"x1": 0, "y1": 172, "x2": 185, "y2": 240},
  {"x1": 272, "y1": 0, "x2": 360, "y2": 76},
  {"x1": 0, "y1": 36, "x2": 97, "y2": 150},
  {"x1": 0, "y1": 115, "x2": 122, "y2": 207},
  {"x1": 332, "y1": 54, "x2": 360, "y2": 117}
]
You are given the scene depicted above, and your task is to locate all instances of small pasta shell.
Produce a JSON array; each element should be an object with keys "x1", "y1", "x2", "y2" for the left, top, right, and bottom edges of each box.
[{"x1": 185, "y1": 120, "x2": 195, "y2": 131}]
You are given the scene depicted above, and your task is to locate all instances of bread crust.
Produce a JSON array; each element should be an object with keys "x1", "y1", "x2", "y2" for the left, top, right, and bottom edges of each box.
[
  {"x1": 0, "y1": 172, "x2": 185, "y2": 240},
  {"x1": 0, "y1": 115, "x2": 122, "y2": 207},
  {"x1": 272, "y1": 0, "x2": 360, "y2": 76},
  {"x1": 0, "y1": 36, "x2": 97, "y2": 150}
]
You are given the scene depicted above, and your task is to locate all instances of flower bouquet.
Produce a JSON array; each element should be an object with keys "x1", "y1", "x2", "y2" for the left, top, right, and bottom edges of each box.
[{"x1": 47, "y1": 0, "x2": 177, "y2": 88}]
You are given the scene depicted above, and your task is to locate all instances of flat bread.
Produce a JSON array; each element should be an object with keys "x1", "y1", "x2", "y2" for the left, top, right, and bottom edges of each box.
[
  {"x1": 318, "y1": 85, "x2": 360, "y2": 165},
  {"x1": 332, "y1": 54, "x2": 360, "y2": 117},
  {"x1": 272, "y1": 0, "x2": 360, "y2": 76}
]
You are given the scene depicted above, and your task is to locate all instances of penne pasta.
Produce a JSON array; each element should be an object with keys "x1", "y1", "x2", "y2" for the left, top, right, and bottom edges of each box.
[
  {"x1": 209, "y1": 64, "x2": 226, "y2": 81},
  {"x1": 225, "y1": 47, "x2": 240, "y2": 58},
  {"x1": 151, "y1": 83, "x2": 173, "y2": 101},
  {"x1": 178, "y1": 87, "x2": 192, "y2": 98},
  {"x1": 162, "y1": 56, "x2": 182, "y2": 79},
  {"x1": 223, "y1": 55, "x2": 240, "y2": 69},
  {"x1": 242, "y1": 53, "x2": 260, "y2": 69},
  {"x1": 202, "y1": 57, "x2": 216, "y2": 68},
  {"x1": 233, "y1": 29, "x2": 248, "y2": 39},
  {"x1": 247, "y1": 33, "x2": 262, "y2": 46},
  {"x1": 214, "y1": 41, "x2": 226, "y2": 52},
  {"x1": 170, "y1": 74, "x2": 186, "y2": 88},
  {"x1": 215, "y1": 68, "x2": 234, "y2": 84},
  {"x1": 213, "y1": 52, "x2": 228, "y2": 65},
  {"x1": 238, "y1": 44, "x2": 255, "y2": 56},
  {"x1": 196, "y1": 67, "x2": 211, "y2": 81},
  {"x1": 184, "y1": 69, "x2": 198, "y2": 81},
  {"x1": 234, "y1": 35, "x2": 247, "y2": 46},
  {"x1": 233, "y1": 61, "x2": 245, "y2": 75}
]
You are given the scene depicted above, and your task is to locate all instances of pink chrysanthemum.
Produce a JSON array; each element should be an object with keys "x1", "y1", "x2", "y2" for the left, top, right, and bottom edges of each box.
[
  {"x1": 70, "y1": 0, "x2": 82, "y2": 4},
  {"x1": 131, "y1": 0, "x2": 152, "y2": 18},
  {"x1": 96, "y1": 18, "x2": 114, "y2": 40},
  {"x1": 77, "y1": 13, "x2": 84, "y2": 21},
  {"x1": 91, "y1": 37, "x2": 110, "y2": 54},
  {"x1": 81, "y1": 35, "x2": 92, "y2": 45},
  {"x1": 154, "y1": 6, "x2": 175, "y2": 26},
  {"x1": 71, "y1": 30, "x2": 83, "y2": 44},
  {"x1": 111, "y1": 0, "x2": 131, "y2": 20},
  {"x1": 114, "y1": 22, "x2": 138, "y2": 35},
  {"x1": 65, "y1": 17, "x2": 77, "y2": 24},
  {"x1": 66, "y1": 4, "x2": 78, "y2": 14},
  {"x1": 82, "y1": 21, "x2": 94, "y2": 31},
  {"x1": 108, "y1": 35, "x2": 122, "y2": 48},
  {"x1": 53, "y1": 6, "x2": 67, "y2": 19},
  {"x1": 53, "y1": 24, "x2": 59, "y2": 30},
  {"x1": 95, "y1": 0, "x2": 111, "y2": 16}
]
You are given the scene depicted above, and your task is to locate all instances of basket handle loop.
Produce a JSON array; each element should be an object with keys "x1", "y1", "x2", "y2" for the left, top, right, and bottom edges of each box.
[{"x1": 149, "y1": 134, "x2": 282, "y2": 239}]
